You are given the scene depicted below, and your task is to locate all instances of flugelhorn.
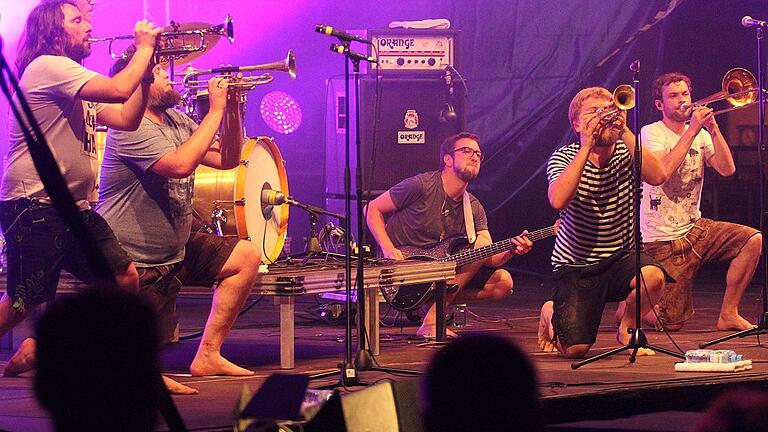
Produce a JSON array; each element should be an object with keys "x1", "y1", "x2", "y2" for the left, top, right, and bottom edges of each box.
[
  {"x1": 180, "y1": 50, "x2": 297, "y2": 91},
  {"x1": 89, "y1": 15, "x2": 234, "y2": 62},
  {"x1": 681, "y1": 68, "x2": 759, "y2": 116},
  {"x1": 596, "y1": 84, "x2": 635, "y2": 124}
]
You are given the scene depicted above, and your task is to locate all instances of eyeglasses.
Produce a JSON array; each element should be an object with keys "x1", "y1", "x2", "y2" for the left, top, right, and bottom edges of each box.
[{"x1": 450, "y1": 146, "x2": 484, "y2": 162}]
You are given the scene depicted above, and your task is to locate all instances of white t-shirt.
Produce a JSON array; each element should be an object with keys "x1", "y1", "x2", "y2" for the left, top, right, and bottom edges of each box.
[
  {"x1": 640, "y1": 120, "x2": 715, "y2": 242},
  {"x1": 0, "y1": 55, "x2": 103, "y2": 210}
]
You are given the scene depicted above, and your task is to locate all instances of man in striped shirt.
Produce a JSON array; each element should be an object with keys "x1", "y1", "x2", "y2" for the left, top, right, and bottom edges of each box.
[{"x1": 538, "y1": 87, "x2": 668, "y2": 358}]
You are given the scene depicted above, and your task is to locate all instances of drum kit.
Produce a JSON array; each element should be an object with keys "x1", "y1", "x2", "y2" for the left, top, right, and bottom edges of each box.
[{"x1": 91, "y1": 16, "x2": 296, "y2": 263}]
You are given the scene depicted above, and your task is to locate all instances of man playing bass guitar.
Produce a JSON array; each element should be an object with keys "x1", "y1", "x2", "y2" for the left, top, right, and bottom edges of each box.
[{"x1": 366, "y1": 132, "x2": 533, "y2": 338}]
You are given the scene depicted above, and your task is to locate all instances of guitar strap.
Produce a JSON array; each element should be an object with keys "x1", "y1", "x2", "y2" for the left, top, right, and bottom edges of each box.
[{"x1": 462, "y1": 191, "x2": 476, "y2": 244}]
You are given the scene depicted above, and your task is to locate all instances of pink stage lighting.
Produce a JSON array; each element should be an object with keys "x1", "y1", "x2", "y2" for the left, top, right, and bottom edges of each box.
[{"x1": 259, "y1": 90, "x2": 302, "y2": 135}]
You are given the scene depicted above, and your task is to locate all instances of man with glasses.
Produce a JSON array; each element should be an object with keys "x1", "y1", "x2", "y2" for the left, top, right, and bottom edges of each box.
[{"x1": 366, "y1": 132, "x2": 532, "y2": 338}]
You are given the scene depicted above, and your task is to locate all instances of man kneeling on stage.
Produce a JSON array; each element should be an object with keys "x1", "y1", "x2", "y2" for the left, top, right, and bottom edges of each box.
[
  {"x1": 538, "y1": 87, "x2": 668, "y2": 358},
  {"x1": 98, "y1": 55, "x2": 261, "y2": 377},
  {"x1": 366, "y1": 132, "x2": 532, "y2": 338}
]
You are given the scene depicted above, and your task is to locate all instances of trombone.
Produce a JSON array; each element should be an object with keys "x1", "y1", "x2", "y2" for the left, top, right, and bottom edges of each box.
[
  {"x1": 88, "y1": 15, "x2": 234, "y2": 61},
  {"x1": 681, "y1": 68, "x2": 761, "y2": 116},
  {"x1": 179, "y1": 50, "x2": 297, "y2": 92}
]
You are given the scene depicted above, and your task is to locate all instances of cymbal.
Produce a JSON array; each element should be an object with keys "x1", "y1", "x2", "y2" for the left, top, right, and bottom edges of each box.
[{"x1": 157, "y1": 20, "x2": 232, "y2": 66}]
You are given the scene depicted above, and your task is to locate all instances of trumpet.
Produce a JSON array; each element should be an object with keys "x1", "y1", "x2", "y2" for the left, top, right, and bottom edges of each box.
[
  {"x1": 596, "y1": 84, "x2": 635, "y2": 124},
  {"x1": 88, "y1": 15, "x2": 234, "y2": 61},
  {"x1": 680, "y1": 68, "x2": 759, "y2": 116},
  {"x1": 179, "y1": 50, "x2": 297, "y2": 92}
]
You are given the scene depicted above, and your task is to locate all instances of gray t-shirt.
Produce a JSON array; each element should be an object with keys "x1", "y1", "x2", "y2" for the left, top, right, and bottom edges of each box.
[
  {"x1": 385, "y1": 171, "x2": 488, "y2": 249},
  {"x1": 1, "y1": 55, "x2": 102, "y2": 210},
  {"x1": 96, "y1": 109, "x2": 197, "y2": 266}
]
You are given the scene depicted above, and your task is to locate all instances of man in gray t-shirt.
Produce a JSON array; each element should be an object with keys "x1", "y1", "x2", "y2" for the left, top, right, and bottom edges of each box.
[
  {"x1": 366, "y1": 132, "x2": 532, "y2": 338},
  {"x1": 0, "y1": 2, "x2": 159, "y2": 377},
  {"x1": 98, "y1": 58, "x2": 261, "y2": 378}
]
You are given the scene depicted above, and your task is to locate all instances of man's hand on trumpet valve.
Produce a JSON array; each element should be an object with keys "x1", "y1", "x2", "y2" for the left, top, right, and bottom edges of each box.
[
  {"x1": 207, "y1": 77, "x2": 230, "y2": 112},
  {"x1": 133, "y1": 20, "x2": 161, "y2": 52}
]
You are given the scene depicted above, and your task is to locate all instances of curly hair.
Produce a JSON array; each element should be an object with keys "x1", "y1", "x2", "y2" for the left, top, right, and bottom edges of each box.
[{"x1": 16, "y1": 1, "x2": 76, "y2": 78}]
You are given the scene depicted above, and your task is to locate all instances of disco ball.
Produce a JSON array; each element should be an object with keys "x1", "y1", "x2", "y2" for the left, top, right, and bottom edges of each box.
[{"x1": 260, "y1": 91, "x2": 302, "y2": 134}]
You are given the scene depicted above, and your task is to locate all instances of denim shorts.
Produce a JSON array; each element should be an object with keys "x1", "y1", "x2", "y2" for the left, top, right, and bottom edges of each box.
[
  {"x1": 0, "y1": 199, "x2": 132, "y2": 311},
  {"x1": 552, "y1": 250, "x2": 664, "y2": 347}
]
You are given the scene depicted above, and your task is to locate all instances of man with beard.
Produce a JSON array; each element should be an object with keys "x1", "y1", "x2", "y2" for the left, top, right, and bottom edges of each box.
[
  {"x1": 537, "y1": 87, "x2": 668, "y2": 358},
  {"x1": 0, "y1": 1, "x2": 158, "y2": 376},
  {"x1": 97, "y1": 59, "x2": 261, "y2": 380},
  {"x1": 366, "y1": 132, "x2": 533, "y2": 338},
  {"x1": 634, "y1": 73, "x2": 760, "y2": 332}
]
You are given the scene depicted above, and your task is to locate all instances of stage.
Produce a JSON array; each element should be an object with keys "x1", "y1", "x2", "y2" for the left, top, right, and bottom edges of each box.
[{"x1": 1, "y1": 267, "x2": 768, "y2": 431}]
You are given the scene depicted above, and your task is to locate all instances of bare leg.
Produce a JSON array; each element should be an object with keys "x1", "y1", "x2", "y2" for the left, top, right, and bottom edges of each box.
[
  {"x1": 718, "y1": 234, "x2": 761, "y2": 331},
  {"x1": 617, "y1": 265, "x2": 664, "y2": 356},
  {"x1": 189, "y1": 241, "x2": 260, "y2": 377}
]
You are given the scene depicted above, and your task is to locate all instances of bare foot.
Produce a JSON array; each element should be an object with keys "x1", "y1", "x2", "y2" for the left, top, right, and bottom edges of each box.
[
  {"x1": 416, "y1": 324, "x2": 458, "y2": 339},
  {"x1": 162, "y1": 375, "x2": 198, "y2": 395},
  {"x1": 717, "y1": 314, "x2": 755, "y2": 331},
  {"x1": 3, "y1": 338, "x2": 37, "y2": 377},
  {"x1": 615, "y1": 327, "x2": 655, "y2": 356},
  {"x1": 190, "y1": 354, "x2": 254, "y2": 377},
  {"x1": 538, "y1": 301, "x2": 557, "y2": 353}
]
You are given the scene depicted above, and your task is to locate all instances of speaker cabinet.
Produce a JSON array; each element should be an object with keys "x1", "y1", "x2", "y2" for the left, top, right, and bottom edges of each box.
[{"x1": 325, "y1": 77, "x2": 467, "y2": 199}]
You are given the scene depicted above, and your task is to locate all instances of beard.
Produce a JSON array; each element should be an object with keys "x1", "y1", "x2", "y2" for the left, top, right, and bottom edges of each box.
[
  {"x1": 454, "y1": 164, "x2": 479, "y2": 182},
  {"x1": 64, "y1": 39, "x2": 91, "y2": 62},
  {"x1": 667, "y1": 107, "x2": 689, "y2": 123},
  {"x1": 150, "y1": 88, "x2": 182, "y2": 111},
  {"x1": 594, "y1": 124, "x2": 622, "y2": 147}
]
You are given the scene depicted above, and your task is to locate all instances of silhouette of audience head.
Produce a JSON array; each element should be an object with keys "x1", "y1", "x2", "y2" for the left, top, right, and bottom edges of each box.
[
  {"x1": 694, "y1": 388, "x2": 768, "y2": 432},
  {"x1": 34, "y1": 289, "x2": 163, "y2": 431},
  {"x1": 421, "y1": 334, "x2": 543, "y2": 432}
]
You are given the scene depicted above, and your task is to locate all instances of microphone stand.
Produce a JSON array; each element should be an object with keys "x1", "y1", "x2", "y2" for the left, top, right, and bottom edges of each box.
[
  {"x1": 700, "y1": 24, "x2": 767, "y2": 348},
  {"x1": 573, "y1": 60, "x2": 685, "y2": 369},
  {"x1": 310, "y1": 37, "x2": 419, "y2": 388}
]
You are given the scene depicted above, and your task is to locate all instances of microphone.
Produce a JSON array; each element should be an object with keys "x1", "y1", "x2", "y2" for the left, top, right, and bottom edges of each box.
[
  {"x1": 742, "y1": 16, "x2": 768, "y2": 29},
  {"x1": 315, "y1": 24, "x2": 372, "y2": 45},
  {"x1": 261, "y1": 189, "x2": 287, "y2": 205},
  {"x1": 330, "y1": 44, "x2": 378, "y2": 64},
  {"x1": 629, "y1": 59, "x2": 640, "y2": 73}
]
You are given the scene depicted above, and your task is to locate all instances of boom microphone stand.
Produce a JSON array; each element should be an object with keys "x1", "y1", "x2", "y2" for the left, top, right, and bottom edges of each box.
[
  {"x1": 573, "y1": 60, "x2": 685, "y2": 369},
  {"x1": 701, "y1": 18, "x2": 767, "y2": 348},
  {"x1": 309, "y1": 30, "x2": 419, "y2": 387}
]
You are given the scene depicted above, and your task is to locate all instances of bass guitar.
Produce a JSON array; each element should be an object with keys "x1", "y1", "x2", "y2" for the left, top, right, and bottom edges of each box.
[{"x1": 380, "y1": 223, "x2": 559, "y2": 311}]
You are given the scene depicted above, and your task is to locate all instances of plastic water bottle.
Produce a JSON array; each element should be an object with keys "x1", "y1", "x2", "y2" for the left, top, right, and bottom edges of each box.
[{"x1": 453, "y1": 303, "x2": 468, "y2": 328}]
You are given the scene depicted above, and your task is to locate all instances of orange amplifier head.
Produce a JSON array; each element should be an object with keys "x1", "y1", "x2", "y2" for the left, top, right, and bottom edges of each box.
[{"x1": 366, "y1": 29, "x2": 460, "y2": 75}]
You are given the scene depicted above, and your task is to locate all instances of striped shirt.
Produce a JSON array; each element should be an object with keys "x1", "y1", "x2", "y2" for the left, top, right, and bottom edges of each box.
[{"x1": 547, "y1": 142, "x2": 635, "y2": 268}]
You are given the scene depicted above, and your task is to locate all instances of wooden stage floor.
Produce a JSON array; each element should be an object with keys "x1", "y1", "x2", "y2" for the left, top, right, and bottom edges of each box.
[{"x1": 1, "y1": 268, "x2": 768, "y2": 431}]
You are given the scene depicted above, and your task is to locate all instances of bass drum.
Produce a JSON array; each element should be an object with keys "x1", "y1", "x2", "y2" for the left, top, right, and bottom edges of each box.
[{"x1": 193, "y1": 136, "x2": 289, "y2": 263}]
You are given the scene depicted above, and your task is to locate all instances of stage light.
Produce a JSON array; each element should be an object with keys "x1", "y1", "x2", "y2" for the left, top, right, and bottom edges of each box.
[{"x1": 260, "y1": 90, "x2": 302, "y2": 135}]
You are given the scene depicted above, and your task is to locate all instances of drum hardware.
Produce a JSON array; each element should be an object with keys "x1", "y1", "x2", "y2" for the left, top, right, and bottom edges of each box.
[
  {"x1": 210, "y1": 205, "x2": 228, "y2": 237},
  {"x1": 88, "y1": 15, "x2": 234, "y2": 64}
]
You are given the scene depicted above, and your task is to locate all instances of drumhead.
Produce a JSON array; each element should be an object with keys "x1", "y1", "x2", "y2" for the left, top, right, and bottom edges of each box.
[{"x1": 238, "y1": 137, "x2": 289, "y2": 263}]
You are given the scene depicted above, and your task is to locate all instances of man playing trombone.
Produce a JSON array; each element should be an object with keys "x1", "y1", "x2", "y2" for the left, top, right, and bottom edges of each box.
[
  {"x1": 633, "y1": 72, "x2": 761, "y2": 332},
  {"x1": 0, "y1": 1, "x2": 159, "y2": 377},
  {"x1": 97, "y1": 55, "x2": 261, "y2": 380}
]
